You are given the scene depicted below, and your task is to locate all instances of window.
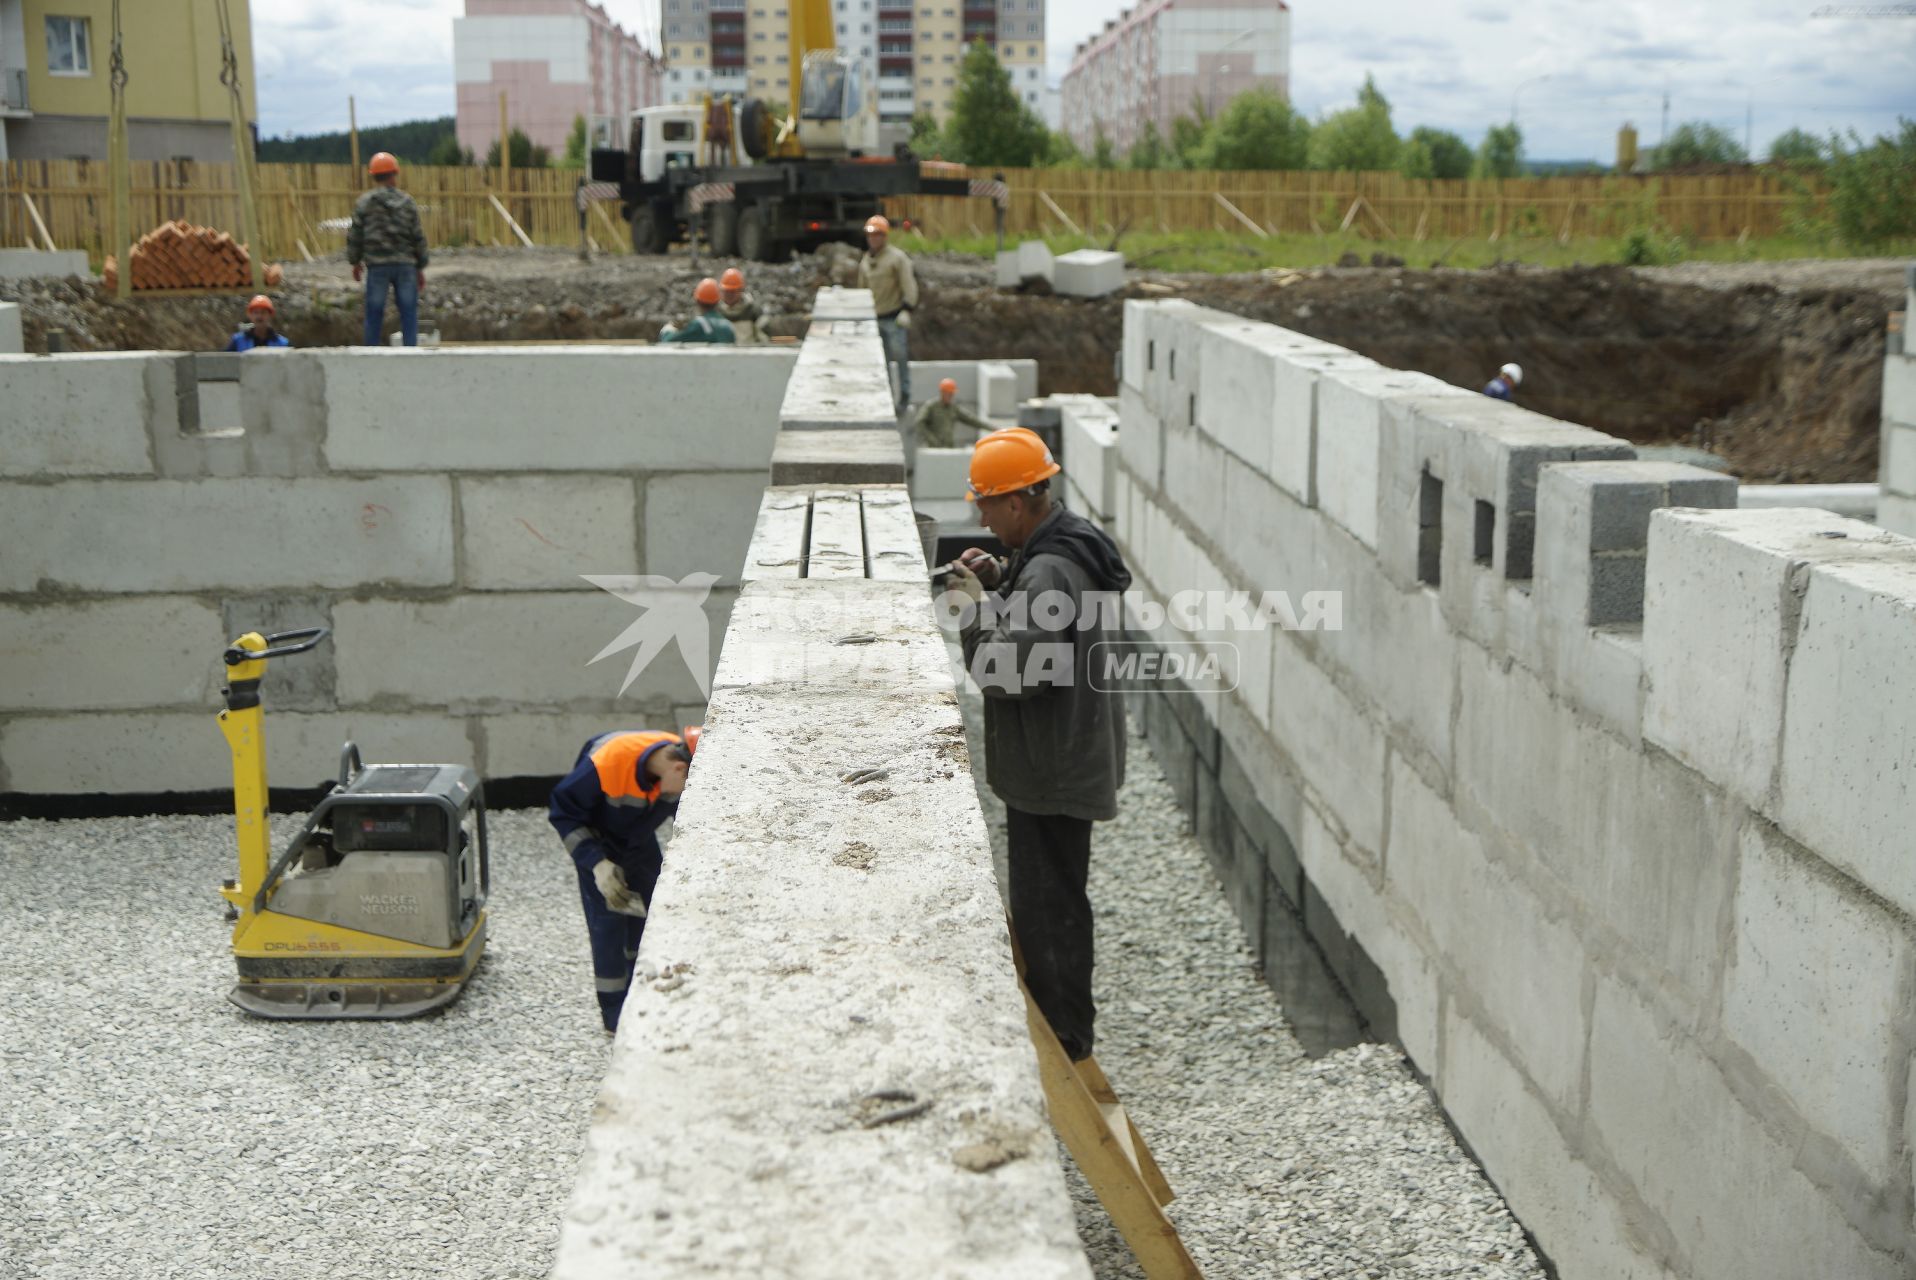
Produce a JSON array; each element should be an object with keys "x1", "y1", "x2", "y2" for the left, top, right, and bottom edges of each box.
[
  {"x1": 45, "y1": 15, "x2": 90, "y2": 75},
  {"x1": 861, "y1": 21, "x2": 870, "y2": 31},
  {"x1": 671, "y1": 45, "x2": 682, "y2": 56}
]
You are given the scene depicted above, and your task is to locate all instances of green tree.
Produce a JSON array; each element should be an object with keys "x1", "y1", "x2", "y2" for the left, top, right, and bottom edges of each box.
[
  {"x1": 1198, "y1": 89, "x2": 1309, "y2": 170},
  {"x1": 1473, "y1": 122, "x2": 1524, "y2": 179},
  {"x1": 1655, "y1": 121, "x2": 1745, "y2": 169},
  {"x1": 557, "y1": 114, "x2": 589, "y2": 170},
  {"x1": 1408, "y1": 126, "x2": 1472, "y2": 179},
  {"x1": 1767, "y1": 127, "x2": 1825, "y2": 166},
  {"x1": 1168, "y1": 98, "x2": 1213, "y2": 169},
  {"x1": 426, "y1": 133, "x2": 474, "y2": 167},
  {"x1": 1127, "y1": 120, "x2": 1166, "y2": 171},
  {"x1": 1307, "y1": 74, "x2": 1399, "y2": 172},
  {"x1": 907, "y1": 111, "x2": 944, "y2": 159},
  {"x1": 485, "y1": 127, "x2": 551, "y2": 169},
  {"x1": 944, "y1": 40, "x2": 1051, "y2": 167},
  {"x1": 1042, "y1": 128, "x2": 1084, "y2": 167},
  {"x1": 1824, "y1": 119, "x2": 1916, "y2": 245},
  {"x1": 258, "y1": 115, "x2": 457, "y2": 166},
  {"x1": 1091, "y1": 124, "x2": 1118, "y2": 170}
]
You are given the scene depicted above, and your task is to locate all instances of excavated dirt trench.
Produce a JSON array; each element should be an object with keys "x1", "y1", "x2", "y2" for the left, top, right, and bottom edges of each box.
[{"x1": 3, "y1": 253, "x2": 1895, "y2": 483}]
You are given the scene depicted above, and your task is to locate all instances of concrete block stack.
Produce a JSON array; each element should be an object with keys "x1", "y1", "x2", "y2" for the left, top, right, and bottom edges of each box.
[
  {"x1": 1877, "y1": 265, "x2": 1916, "y2": 536},
  {"x1": 1052, "y1": 249, "x2": 1124, "y2": 298},
  {"x1": 1105, "y1": 298, "x2": 1916, "y2": 1280}
]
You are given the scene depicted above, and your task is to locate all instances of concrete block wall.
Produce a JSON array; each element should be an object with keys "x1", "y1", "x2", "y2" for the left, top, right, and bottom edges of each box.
[
  {"x1": 1880, "y1": 269, "x2": 1916, "y2": 536},
  {"x1": 0, "y1": 302, "x2": 20, "y2": 354},
  {"x1": 0, "y1": 346, "x2": 800, "y2": 794},
  {"x1": 1082, "y1": 300, "x2": 1916, "y2": 1279}
]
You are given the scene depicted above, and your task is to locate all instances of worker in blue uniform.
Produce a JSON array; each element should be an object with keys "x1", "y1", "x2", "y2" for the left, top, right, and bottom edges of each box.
[
  {"x1": 547, "y1": 726, "x2": 701, "y2": 1032},
  {"x1": 225, "y1": 295, "x2": 291, "y2": 351}
]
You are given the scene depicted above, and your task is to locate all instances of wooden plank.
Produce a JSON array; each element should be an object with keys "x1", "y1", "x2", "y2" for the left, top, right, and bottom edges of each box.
[
  {"x1": 1073, "y1": 1055, "x2": 1175, "y2": 1208},
  {"x1": 21, "y1": 191, "x2": 56, "y2": 251},
  {"x1": 487, "y1": 191, "x2": 535, "y2": 247},
  {"x1": 805, "y1": 486, "x2": 866, "y2": 579},
  {"x1": 741, "y1": 487, "x2": 811, "y2": 582},
  {"x1": 860, "y1": 487, "x2": 928, "y2": 582},
  {"x1": 1037, "y1": 190, "x2": 1083, "y2": 237},
  {"x1": 1212, "y1": 191, "x2": 1266, "y2": 239}
]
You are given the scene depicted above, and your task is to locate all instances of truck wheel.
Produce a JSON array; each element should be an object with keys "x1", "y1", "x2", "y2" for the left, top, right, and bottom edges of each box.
[
  {"x1": 708, "y1": 203, "x2": 739, "y2": 257},
  {"x1": 630, "y1": 203, "x2": 668, "y2": 255},
  {"x1": 737, "y1": 205, "x2": 773, "y2": 262},
  {"x1": 740, "y1": 99, "x2": 771, "y2": 161}
]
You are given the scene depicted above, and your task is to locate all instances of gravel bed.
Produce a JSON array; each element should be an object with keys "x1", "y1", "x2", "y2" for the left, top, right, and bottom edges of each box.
[
  {"x1": 955, "y1": 667, "x2": 1546, "y2": 1277},
  {"x1": 0, "y1": 809, "x2": 605, "y2": 1280}
]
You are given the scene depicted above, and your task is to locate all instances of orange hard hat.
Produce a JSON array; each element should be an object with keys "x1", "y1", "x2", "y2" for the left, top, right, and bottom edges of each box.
[
  {"x1": 694, "y1": 277, "x2": 721, "y2": 305},
  {"x1": 938, "y1": 377, "x2": 958, "y2": 396},
  {"x1": 720, "y1": 267, "x2": 745, "y2": 290},
  {"x1": 968, "y1": 427, "x2": 1060, "y2": 501},
  {"x1": 864, "y1": 215, "x2": 890, "y2": 235},
  {"x1": 368, "y1": 151, "x2": 399, "y2": 176},
  {"x1": 247, "y1": 294, "x2": 275, "y2": 315},
  {"x1": 680, "y1": 724, "x2": 703, "y2": 755}
]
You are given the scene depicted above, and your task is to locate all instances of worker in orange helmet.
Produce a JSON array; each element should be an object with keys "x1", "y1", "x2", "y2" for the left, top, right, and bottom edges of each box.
[
  {"x1": 659, "y1": 276, "x2": 738, "y2": 344},
  {"x1": 910, "y1": 375, "x2": 991, "y2": 448},
  {"x1": 548, "y1": 726, "x2": 703, "y2": 1032},
  {"x1": 948, "y1": 427, "x2": 1132, "y2": 1063},
  {"x1": 224, "y1": 294, "x2": 290, "y2": 352},
  {"x1": 857, "y1": 214, "x2": 917, "y2": 415},
  {"x1": 716, "y1": 266, "x2": 765, "y2": 344},
  {"x1": 347, "y1": 151, "x2": 429, "y2": 347}
]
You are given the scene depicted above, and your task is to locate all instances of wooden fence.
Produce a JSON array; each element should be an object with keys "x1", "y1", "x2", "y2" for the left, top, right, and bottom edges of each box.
[{"x1": 2, "y1": 159, "x2": 1814, "y2": 263}]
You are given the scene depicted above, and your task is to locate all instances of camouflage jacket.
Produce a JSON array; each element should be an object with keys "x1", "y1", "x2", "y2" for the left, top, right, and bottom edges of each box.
[
  {"x1": 911, "y1": 398, "x2": 991, "y2": 448},
  {"x1": 348, "y1": 186, "x2": 430, "y2": 268}
]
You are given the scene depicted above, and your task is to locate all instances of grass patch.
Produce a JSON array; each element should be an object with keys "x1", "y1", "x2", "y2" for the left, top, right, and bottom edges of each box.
[{"x1": 901, "y1": 226, "x2": 1916, "y2": 273}]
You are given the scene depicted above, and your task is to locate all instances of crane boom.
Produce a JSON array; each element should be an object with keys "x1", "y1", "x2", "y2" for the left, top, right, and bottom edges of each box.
[{"x1": 786, "y1": 0, "x2": 838, "y2": 123}]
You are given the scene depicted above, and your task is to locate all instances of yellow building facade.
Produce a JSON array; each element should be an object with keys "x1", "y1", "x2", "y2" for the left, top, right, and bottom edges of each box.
[{"x1": 0, "y1": 0, "x2": 257, "y2": 162}]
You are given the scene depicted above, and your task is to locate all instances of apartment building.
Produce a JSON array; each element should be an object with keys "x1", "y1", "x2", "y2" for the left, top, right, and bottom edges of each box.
[
  {"x1": 0, "y1": 0, "x2": 257, "y2": 163},
  {"x1": 454, "y1": 0, "x2": 664, "y2": 157},
  {"x1": 1060, "y1": 0, "x2": 1288, "y2": 153},
  {"x1": 663, "y1": 0, "x2": 1044, "y2": 127}
]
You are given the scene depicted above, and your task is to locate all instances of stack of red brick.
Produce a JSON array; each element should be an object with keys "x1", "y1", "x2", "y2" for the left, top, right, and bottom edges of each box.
[{"x1": 104, "y1": 220, "x2": 283, "y2": 291}]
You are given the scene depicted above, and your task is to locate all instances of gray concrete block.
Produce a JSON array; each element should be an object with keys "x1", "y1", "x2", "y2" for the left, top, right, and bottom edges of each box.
[
  {"x1": 911, "y1": 447, "x2": 972, "y2": 503},
  {"x1": 321, "y1": 348, "x2": 794, "y2": 471},
  {"x1": 0, "y1": 598, "x2": 227, "y2": 712},
  {"x1": 0, "y1": 302, "x2": 21, "y2": 354},
  {"x1": 1882, "y1": 351, "x2": 1916, "y2": 428},
  {"x1": 1117, "y1": 383, "x2": 1163, "y2": 494},
  {"x1": 771, "y1": 428, "x2": 904, "y2": 485},
  {"x1": 1884, "y1": 424, "x2": 1916, "y2": 497},
  {"x1": 1776, "y1": 550, "x2": 1916, "y2": 917},
  {"x1": 0, "y1": 476, "x2": 455, "y2": 594},
  {"x1": 1052, "y1": 249, "x2": 1124, "y2": 298},
  {"x1": 0, "y1": 353, "x2": 162, "y2": 477},
  {"x1": 1015, "y1": 238, "x2": 1054, "y2": 283},
  {"x1": 993, "y1": 249, "x2": 1020, "y2": 288},
  {"x1": 460, "y1": 475, "x2": 641, "y2": 590},
  {"x1": 193, "y1": 352, "x2": 244, "y2": 382},
  {"x1": 907, "y1": 361, "x2": 978, "y2": 403},
  {"x1": 1588, "y1": 978, "x2": 1904, "y2": 1280},
  {"x1": 1878, "y1": 490, "x2": 1916, "y2": 538},
  {"x1": 1739, "y1": 483, "x2": 1881, "y2": 520},
  {"x1": 1268, "y1": 632, "x2": 1387, "y2": 858},
  {"x1": 1057, "y1": 394, "x2": 1117, "y2": 519},
  {"x1": 1315, "y1": 365, "x2": 1460, "y2": 551},
  {"x1": 979, "y1": 361, "x2": 1018, "y2": 418},
  {"x1": 0, "y1": 248, "x2": 91, "y2": 279},
  {"x1": 481, "y1": 711, "x2": 653, "y2": 778},
  {"x1": 644, "y1": 471, "x2": 769, "y2": 585},
  {"x1": 1723, "y1": 822, "x2": 1912, "y2": 1186}
]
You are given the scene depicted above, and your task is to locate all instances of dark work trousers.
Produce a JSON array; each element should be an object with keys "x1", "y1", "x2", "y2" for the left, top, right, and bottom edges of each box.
[
  {"x1": 1006, "y1": 806, "x2": 1096, "y2": 1060},
  {"x1": 574, "y1": 852, "x2": 661, "y2": 1032}
]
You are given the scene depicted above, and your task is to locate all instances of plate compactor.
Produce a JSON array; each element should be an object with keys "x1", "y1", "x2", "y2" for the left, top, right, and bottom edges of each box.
[{"x1": 216, "y1": 627, "x2": 490, "y2": 1019}]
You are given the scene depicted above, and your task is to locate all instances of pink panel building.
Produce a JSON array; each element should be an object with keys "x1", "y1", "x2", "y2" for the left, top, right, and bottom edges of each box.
[
  {"x1": 454, "y1": 0, "x2": 664, "y2": 158},
  {"x1": 1060, "y1": 0, "x2": 1289, "y2": 154}
]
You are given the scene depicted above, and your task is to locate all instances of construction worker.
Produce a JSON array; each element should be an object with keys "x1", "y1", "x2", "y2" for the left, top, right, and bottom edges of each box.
[
  {"x1": 225, "y1": 295, "x2": 289, "y2": 351},
  {"x1": 1483, "y1": 361, "x2": 1523, "y2": 401},
  {"x1": 949, "y1": 428, "x2": 1132, "y2": 1062},
  {"x1": 347, "y1": 151, "x2": 429, "y2": 348},
  {"x1": 717, "y1": 266, "x2": 764, "y2": 343},
  {"x1": 659, "y1": 277, "x2": 737, "y2": 344},
  {"x1": 911, "y1": 377, "x2": 991, "y2": 448},
  {"x1": 857, "y1": 215, "x2": 917, "y2": 414},
  {"x1": 548, "y1": 727, "x2": 701, "y2": 1033}
]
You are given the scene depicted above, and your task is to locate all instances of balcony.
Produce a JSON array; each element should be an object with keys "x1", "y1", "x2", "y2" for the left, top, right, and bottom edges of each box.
[{"x1": 2, "y1": 67, "x2": 27, "y2": 113}]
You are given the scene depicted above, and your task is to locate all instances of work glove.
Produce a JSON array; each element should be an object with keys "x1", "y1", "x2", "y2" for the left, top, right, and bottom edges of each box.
[
  {"x1": 895, "y1": 308, "x2": 912, "y2": 330},
  {"x1": 659, "y1": 323, "x2": 678, "y2": 340},
  {"x1": 352, "y1": 263, "x2": 364, "y2": 283},
  {"x1": 958, "y1": 547, "x2": 1002, "y2": 588},
  {"x1": 593, "y1": 859, "x2": 647, "y2": 917},
  {"x1": 950, "y1": 560, "x2": 985, "y2": 605}
]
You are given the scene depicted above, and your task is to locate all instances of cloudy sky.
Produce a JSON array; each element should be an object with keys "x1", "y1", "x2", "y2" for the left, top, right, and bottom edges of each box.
[{"x1": 255, "y1": 0, "x2": 1914, "y2": 160}]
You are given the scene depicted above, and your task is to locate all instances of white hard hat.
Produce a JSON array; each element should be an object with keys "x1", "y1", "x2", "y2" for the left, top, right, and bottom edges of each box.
[{"x1": 1500, "y1": 362, "x2": 1523, "y2": 386}]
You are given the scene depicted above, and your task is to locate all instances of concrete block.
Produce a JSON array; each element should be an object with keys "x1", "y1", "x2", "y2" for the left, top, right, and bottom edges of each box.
[
  {"x1": 1191, "y1": 320, "x2": 1298, "y2": 482},
  {"x1": 1267, "y1": 634, "x2": 1386, "y2": 857},
  {"x1": 0, "y1": 476, "x2": 455, "y2": 594},
  {"x1": 1884, "y1": 424, "x2": 1916, "y2": 497},
  {"x1": 0, "y1": 353, "x2": 164, "y2": 477},
  {"x1": 1455, "y1": 646, "x2": 1738, "y2": 1001},
  {"x1": 230, "y1": 348, "x2": 329, "y2": 477},
  {"x1": 1390, "y1": 757, "x2": 1588, "y2": 1111},
  {"x1": 0, "y1": 302, "x2": 21, "y2": 354},
  {"x1": 320, "y1": 348, "x2": 795, "y2": 471},
  {"x1": 1882, "y1": 351, "x2": 1916, "y2": 427},
  {"x1": 910, "y1": 447, "x2": 973, "y2": 503},
  {"x1": 1643, "y1": 508, "x2": 1904, "y2": 813},
  {"x1": 0, "y1": 248, "x2": 91, "y2": 279},
  {"x1": 644, "y1": 471, "x2": 770, "y2": 585},
  {"x1": 978, "y1": 361, "x2": 1018, "y2": 418},
  {"x1": 333, "y1": 590, "x2": 731, "y2": 711},
  {"x1": 1776, "y1": 549, "x2": 1916, "y2": 915},
  {"x1": 1589, "y1": 977, "x2": 1904, "y2": 1280},
  {"x1": 0, "y1": 599, "x2": 227, "y2": 712},
  {"x1": 1051, "y1": 249, "x2": 1123, "y2": 298},
  {"x1": 907, "y1": 361, "x2": 978, "y2": 404},
  {"x1": 457, "y1": 475, "x2": 640, "y2": 590},
  {"x1": 994, "y1": 249, "x2": 1020, "y2": 288},
  {"x1": 481, "y1": 711, "x2": 656, "y2": 779},
  {"x1": 0, "y1": 711, "x2": 472, "y2": 794},
  {"x1": 1007, "y1": 359, "x2": 1039, "y2": 402},
  {"x1": 770, "y1": 428, "x2": 904, "y2": 486},
  {"x1": 1740, "y1": 482, "x2": 1881, "y2": 520},
  {"x1": 1879, "y1": 491, "x2": 1916, "y2": 538},
  {"x1": 1117, "y1": 382, "x2": 1163, "y2": 494},
  {"x1": 1015, "y1": 238, "x2": 1054, "y2": 283},
  {"x1": 1441, "y1": 1009, "x2": 1678, "y2": 1280},
  {"x1": 1139, "y1": 302, "x2": 1204, "y2": 431},
  {"x1": 1723, "y1": 822, "x2": 1912, "y2": 1185},
  {"x1": 1160, "y1": 421, "x2": 1228, "y2": 541},
  {"x1": 1058, "y1": 394, "x2": 1118, "y2": 519},
  {"x1": 1313, "y1": 365, "x2": 1460, "y2": 551}
]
